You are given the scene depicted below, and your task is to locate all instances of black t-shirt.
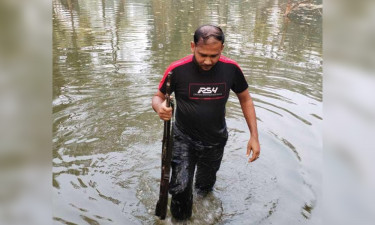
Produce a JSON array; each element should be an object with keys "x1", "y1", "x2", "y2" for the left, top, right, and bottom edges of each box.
[{"x1": 159, "y1": 54, "x2": 248, "y2": 145}]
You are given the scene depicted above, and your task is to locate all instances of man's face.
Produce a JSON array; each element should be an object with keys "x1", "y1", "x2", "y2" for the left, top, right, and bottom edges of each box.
[{"x1": 191, "y1": 37, "x2": 224, "y2": 71}]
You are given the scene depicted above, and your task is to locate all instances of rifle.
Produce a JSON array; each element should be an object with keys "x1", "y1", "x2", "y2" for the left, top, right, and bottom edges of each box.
[{"x1": 155, "y1": 71, "x2": 174, "y2": 220}]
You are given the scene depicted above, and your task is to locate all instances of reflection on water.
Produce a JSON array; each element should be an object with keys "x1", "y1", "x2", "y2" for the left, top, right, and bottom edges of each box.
[{"x1": 53, "y1": 0, "x2": 322, "y2": 224}]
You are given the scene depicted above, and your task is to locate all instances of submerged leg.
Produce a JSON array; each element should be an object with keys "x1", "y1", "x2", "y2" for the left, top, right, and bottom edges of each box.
[
  {"x1": 169, "y1": 127, "x2": 196, "y2": 220},
  {"x1": 194, "y1": 145, "x2": 224, "y2": 196}
]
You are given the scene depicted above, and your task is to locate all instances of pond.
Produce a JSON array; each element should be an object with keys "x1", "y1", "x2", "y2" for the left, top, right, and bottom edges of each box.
[{"x1": 53, "y1": 0, "x2": 322, "y2": 224}]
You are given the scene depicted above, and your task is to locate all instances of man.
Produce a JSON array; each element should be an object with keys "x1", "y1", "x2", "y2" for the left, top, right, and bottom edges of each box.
[{"x1": 152, "y1": 25, "x2": 260, "y2": 220}]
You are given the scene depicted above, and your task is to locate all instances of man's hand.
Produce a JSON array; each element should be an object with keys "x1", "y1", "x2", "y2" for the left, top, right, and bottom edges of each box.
[
  {"x1": 157, "y1": 98, "x2": 173, "y2": 121},
  {"x1": 152, "y1": 91, "x2": 173, "y2": 121},
  {"x1": 247, "y1": 137, "x2": 260, "y2": 163}
]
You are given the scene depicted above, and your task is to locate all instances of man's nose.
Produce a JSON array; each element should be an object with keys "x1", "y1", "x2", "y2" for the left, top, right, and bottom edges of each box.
[{"x1": 203, "y1": 57, "x2": 212, "y2": 65}]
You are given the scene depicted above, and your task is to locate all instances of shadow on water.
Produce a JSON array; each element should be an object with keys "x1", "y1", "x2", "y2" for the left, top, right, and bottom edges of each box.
[{"x1": 53, "y1": 0, "x2": 321, "y2": 224}]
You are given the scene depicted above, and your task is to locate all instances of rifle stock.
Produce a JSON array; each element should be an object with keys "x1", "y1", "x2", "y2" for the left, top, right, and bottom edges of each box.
[{"x1": 155, "y1": 72, "x2": 174, "y2": 220}]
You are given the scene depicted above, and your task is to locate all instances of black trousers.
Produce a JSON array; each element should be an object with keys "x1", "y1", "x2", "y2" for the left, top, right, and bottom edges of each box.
[{"x1": 168, "y1": 124, "x2": 226, "y2": 220}]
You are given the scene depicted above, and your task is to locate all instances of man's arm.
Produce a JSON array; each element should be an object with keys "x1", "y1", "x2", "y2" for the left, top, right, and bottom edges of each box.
[
  {"x1": 152, "y1": 90, "x2": 173, "y2": 121},
  {"x1": 236, "y1": 89, "x2": 260, "y2": 162}
]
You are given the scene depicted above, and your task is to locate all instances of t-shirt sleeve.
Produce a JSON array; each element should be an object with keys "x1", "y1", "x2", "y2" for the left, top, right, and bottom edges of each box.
[
  {"x1": 159, "y1": 77, "x2": 167, "y2": 94},
  {"x1": 231, "y1": 65, "x2": 248, "y2": 93},
  {"x1": 158, "y1": 67, "x2": 175, "y2": 95}
]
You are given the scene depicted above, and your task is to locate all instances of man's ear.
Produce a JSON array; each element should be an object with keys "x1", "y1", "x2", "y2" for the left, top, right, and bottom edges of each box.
[
  {"x1": 221, "y1": 44, "x2": 224, "y2": 52},
  {"x1": 190, "y1": 41, "x2": 195, "y2": 53}
]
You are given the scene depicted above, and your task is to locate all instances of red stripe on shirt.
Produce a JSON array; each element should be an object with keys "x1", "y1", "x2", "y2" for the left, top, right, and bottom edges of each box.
[
  {"x1": 158, "y1": 55, "x2": 193, "y2": 90},
  {"x1": 219, "y1": 55, "x2": 242, "y2": 72}
]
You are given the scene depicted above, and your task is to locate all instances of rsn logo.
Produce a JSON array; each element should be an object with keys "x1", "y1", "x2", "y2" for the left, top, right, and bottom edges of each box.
[{"x1": 197, "y1": 87, "x2": 218, "y2": 94}]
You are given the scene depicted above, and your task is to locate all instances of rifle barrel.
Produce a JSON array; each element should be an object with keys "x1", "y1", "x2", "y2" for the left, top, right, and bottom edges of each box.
[{"x1": 155, "y1": 71, "x2": 173, "y2": 220}]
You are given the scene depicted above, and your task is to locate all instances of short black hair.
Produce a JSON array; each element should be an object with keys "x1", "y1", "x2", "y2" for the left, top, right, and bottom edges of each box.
[{"x1": 193, "y1": 25, "x2": 225, "y2": 45}]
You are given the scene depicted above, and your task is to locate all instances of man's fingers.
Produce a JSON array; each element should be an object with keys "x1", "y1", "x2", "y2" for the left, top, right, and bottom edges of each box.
[
  {"x1": 161, "y1": 103, "x2": 173, "y2": 112},
  {"x1": 159, "y1": 105, "x2": 172, "y2": 121},
  {"x1": 161, "y1": 108, "x2": 172, "y2": 116},
  {"x1": 248, "y1": 150, "x2": 260, "y2": 162},
  {"x1": 159, "y1": 106, "x2": 172, "y2": 115},
  {"x1": 160, "y1": 112, "x2": 172, "y2": 121},
  {"x1": 246, "y1": 139, "x2": 260, "y2": 162},
  {"x1": 248, "y1": 153, "x2": 259, "y2": 162}
]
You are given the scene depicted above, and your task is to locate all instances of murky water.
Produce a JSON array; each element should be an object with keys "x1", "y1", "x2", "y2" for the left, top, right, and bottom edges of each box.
[{"x1": 53, "y1": 0, "x2": 322, "y2": 224}]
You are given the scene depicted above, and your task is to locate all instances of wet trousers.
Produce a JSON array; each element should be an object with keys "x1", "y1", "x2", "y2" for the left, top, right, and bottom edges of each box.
[{"x1": 168, "y1": 124, "x2": 226, "y2": 220}]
